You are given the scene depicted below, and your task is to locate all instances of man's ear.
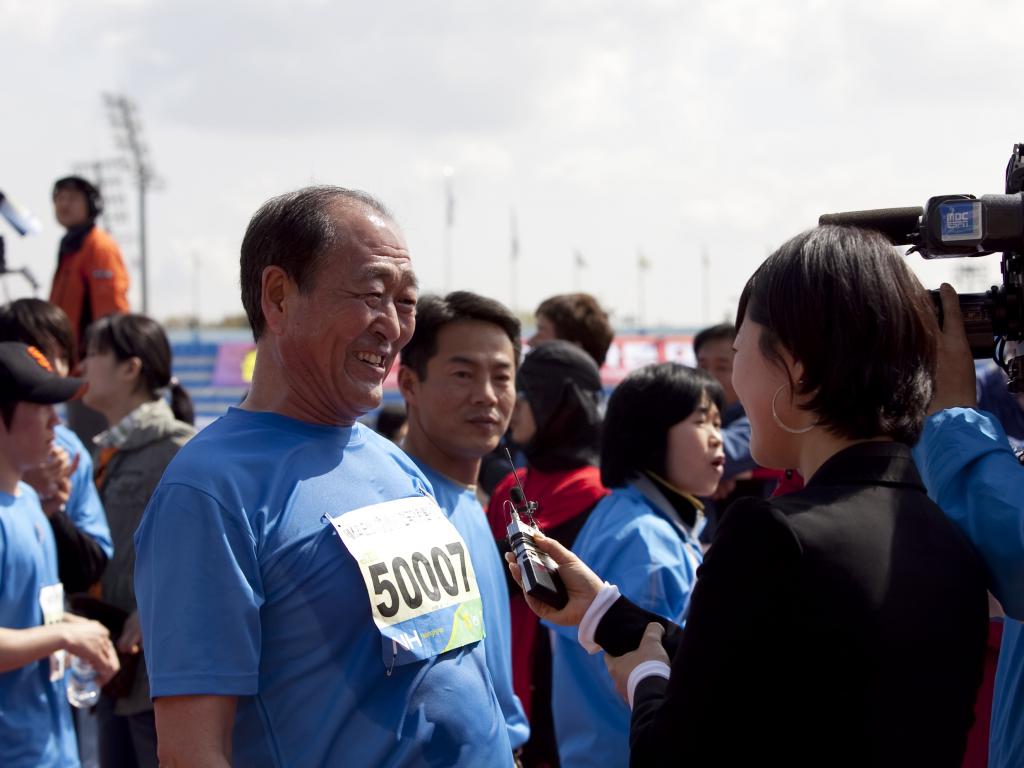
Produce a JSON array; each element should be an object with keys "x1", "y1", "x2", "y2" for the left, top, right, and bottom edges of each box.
[
  {"x1": 397, "y1": 365, "x2": 419, "y2": 407},
  {"x1": 261, "y1": 266, "x2": 293, "y2": 336}
]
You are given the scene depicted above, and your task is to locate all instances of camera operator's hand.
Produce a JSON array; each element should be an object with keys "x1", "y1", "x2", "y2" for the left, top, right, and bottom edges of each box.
[
  {"x1": 929, "y1": 283, "x2": 978, "y2": 415},
  {"x1": 505, "y1": 531, "x2": 604, "y2": 627}
]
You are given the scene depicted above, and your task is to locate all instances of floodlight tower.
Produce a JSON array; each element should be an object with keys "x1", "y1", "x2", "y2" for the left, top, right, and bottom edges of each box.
[{"x1": 104, "y1": 93, "x2": 159, "y2": 314}]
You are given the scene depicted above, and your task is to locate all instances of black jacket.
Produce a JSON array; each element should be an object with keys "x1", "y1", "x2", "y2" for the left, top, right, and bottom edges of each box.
[{"x1": 595, "y1": 441, "x2": 988, "y2": 767}]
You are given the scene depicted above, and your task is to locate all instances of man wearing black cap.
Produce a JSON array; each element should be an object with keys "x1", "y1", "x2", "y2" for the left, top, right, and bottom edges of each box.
[
  {"x1": 0, "y1": 341, "x2": 119, "y2": 767},
  {"x1": 50, "y1": 175, "x2": 130, "y2": 446}
]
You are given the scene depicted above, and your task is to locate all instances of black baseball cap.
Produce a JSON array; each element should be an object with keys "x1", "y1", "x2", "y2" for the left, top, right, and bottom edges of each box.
[
  {"x1": 0, "y1": 342, "x2": 86, "y2": 404},
  {"x1": 516, "y1": 340, "x2": 602, "y2": 427}
]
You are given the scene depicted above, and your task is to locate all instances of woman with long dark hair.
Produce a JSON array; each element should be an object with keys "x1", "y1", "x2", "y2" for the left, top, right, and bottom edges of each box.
[{"x1": 80, "y1": 313, "x2": 195, "y2": 768}]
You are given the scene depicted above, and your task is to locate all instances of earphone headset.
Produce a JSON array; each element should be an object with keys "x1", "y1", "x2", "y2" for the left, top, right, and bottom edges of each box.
[{"x1": 53, "y1": 176, "x2": 103, "y2": 219}]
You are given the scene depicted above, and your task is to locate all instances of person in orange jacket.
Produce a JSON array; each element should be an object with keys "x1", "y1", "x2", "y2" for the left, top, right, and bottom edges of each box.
[
  {"x1": 50, "y1": 176, "x2": 130, "y2": 355},
  {"x1": 50, "y1": 176, "x2": 130, "y2": 446}
]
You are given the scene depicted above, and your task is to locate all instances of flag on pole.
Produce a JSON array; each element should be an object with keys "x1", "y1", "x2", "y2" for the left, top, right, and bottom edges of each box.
[
  {"x1": 443, "y1": 167, "x2": 455, "y2": 228},
  {"x1": 510, "y1": 209, "x2": 519, "y2": 262}
]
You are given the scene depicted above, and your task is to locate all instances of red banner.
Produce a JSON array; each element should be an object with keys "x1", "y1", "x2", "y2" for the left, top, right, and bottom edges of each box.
[{"x1": 599, "y1": 334, "x2": 696, "y2": 385}]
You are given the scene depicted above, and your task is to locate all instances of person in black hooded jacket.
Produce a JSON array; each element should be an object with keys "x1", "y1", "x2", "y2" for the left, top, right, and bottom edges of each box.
[{"x1": 486, "y1": 340, "x2": 610, "y2": 767}]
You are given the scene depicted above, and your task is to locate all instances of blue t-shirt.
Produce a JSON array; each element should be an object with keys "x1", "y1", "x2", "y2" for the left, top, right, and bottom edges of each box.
[
  {"x1": 913, "y1": 408, "x2": 1024, "y2": 767},
  {"x1": 0, "y1": 483, "x2": 79, "y2": 768},
  {"x1": 54, "y1": 424, "x2": 112, "y2": 559},
  {"x1": 548, "y1": 480, "x2": 703, "y2": 768},
  {"x1": 410, "y1": 459, "x2": 530, "y2": 749},
  {"x1": 134, "y1": 408, "x2": 512, "y2": 767}
]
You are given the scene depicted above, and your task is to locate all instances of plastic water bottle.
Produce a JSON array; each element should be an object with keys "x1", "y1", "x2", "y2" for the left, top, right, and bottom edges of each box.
[{"x1": 66, "y1": 655, "x2": 99, "y2": 708}]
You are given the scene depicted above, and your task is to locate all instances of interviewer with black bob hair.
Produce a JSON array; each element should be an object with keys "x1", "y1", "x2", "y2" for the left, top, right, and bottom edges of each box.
[{"x1": 510, "y1": 225, "x2": 990, "y2": 767}]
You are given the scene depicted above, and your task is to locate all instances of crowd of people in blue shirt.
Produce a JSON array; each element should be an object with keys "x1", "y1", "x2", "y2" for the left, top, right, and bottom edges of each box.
[{"x1": 0, "y1": 183, "x2": 1021, "y2": 768}]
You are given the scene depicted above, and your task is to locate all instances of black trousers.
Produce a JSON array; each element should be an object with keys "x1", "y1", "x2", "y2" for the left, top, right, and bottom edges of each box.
[{"x1": 96, "y1": 695, "x2": 158, "y2": 768}]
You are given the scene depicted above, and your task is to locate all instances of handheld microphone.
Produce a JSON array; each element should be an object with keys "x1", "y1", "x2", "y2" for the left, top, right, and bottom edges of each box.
[{"x1": 504, "y1": 451, "x2": 568, "y2": 610}]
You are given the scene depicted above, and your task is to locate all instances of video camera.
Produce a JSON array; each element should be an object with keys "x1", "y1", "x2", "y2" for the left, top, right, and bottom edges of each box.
[
  {"x1": 0, "y1": 189, "x2": 41, "y2": 293},
  {"x1": 820, "y1": 143, "x2": 1024, "y2": 393}
]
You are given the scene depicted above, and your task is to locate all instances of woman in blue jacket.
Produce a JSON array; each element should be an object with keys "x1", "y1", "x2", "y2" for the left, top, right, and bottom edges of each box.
[{"x1": 548, "y1": 363, "x2": 725, "y2": 767}]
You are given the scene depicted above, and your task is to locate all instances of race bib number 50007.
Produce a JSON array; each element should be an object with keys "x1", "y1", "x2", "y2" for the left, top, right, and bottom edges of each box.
[{"x1": 327, "y1": 496, "x2": 485, "y2": 669}]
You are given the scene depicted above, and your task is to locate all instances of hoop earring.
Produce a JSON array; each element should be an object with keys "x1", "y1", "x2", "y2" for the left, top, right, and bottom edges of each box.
[{"x1": 771, "y1": 384, "x2": 816, "y2": 435}]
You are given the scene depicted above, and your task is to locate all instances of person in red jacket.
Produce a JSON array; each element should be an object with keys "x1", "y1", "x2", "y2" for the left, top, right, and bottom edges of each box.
[
  {"x1": 49, "y1": 176, "x2": 130, "y2": 446},
  {"x1": 487, "y1": 340, "x2": 609, "y2": 767}
]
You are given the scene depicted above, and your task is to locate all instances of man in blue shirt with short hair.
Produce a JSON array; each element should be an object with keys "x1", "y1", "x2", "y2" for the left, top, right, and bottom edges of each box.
[
  {"x1": 397, "y1": 290, "x2": 530, "y2": 754},
  {"x1": 135, "y1": 188, "x2": 513, "y2": 766}
]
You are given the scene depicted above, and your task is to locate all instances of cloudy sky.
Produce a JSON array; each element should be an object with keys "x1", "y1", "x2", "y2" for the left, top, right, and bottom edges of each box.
[{"x1": 2, "y1": 0, "x2": 1021, "y2": 329}]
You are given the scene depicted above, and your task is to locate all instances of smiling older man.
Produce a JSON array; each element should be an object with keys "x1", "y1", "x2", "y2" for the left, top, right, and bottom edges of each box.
[{"x1": 134, "y1": 187, "x2": 513, "y2": 767}]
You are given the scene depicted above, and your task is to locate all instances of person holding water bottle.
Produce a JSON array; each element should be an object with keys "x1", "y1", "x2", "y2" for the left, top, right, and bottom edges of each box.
[{"x1": 0, "y1": 341, "x2": 119, "y2": 767}]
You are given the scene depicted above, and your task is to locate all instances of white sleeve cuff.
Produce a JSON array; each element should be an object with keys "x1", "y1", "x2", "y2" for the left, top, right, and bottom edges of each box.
[
  {"x1": 577, "y1": 582, "x2": 621, "y2": 654},
  {"x1": 627, "y1": 660, "x2": 671, "y2": 710}
]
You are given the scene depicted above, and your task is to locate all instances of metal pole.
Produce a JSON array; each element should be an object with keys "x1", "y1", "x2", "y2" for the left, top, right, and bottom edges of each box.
[
  {"x1": 191, "y1": 251, "x2": 201, "y2": 344},
  {"x1": 637, "y1": 250, "x2": 646, "y2": 329},
  {"x1": 443, "y1": 167, "x2": 454, "y2": 293},
  {"x1": 138, "y1": 174, "x2": 148, "y2": 314},
  {"x1": 509, "y1": 208, "x2": 519, "y2": 312},
  {"x1": 701, "y1": 246, "x2": 710, "y2": 324},
  {"x1": 104, "y1": 93, "x2": 158, "y2": 316}
]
